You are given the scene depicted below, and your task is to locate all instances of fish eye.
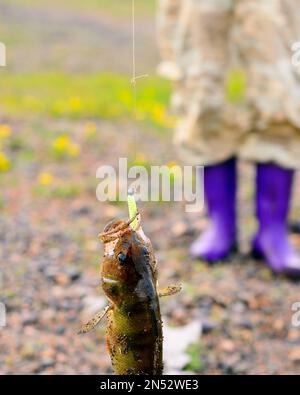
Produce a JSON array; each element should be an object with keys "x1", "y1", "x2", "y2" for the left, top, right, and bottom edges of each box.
[{"x1": 118, "y1": 252, "x2": 127, "y2": 265}]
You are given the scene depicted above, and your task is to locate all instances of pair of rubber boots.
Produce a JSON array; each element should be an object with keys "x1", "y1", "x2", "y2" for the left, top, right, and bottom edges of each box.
[{"x1": 190, "y1": 158, "x2": 300, "y2": 277}]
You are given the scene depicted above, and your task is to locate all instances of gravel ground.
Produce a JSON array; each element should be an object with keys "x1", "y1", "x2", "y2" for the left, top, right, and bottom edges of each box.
[{"x1": 1, "y1": 0, "x2": 300, "y2": 375}]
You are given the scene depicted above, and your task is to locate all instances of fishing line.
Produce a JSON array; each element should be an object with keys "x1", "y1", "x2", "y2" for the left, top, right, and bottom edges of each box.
[
  {"x1": 128, "y1": 0, "x2": 149, "y2": 223},
  {"x1": 130, "y1": 0, "x2": 149, "y2": 158}
]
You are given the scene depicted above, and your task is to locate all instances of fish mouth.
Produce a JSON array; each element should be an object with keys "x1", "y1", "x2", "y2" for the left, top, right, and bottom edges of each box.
[
  {"x1": 98, "y1": 213, "x2": 140, "y2": 243},
  {"x1": 102, "y1": 277, "x2": 120, "y2": 285}
]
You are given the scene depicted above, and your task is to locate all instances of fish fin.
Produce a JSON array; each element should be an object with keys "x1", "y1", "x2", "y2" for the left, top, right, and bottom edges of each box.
[
  {"x1": 158, "y1": 284, "x2": 182, "y2": 298},
  {"x1": 78, "y1": 305, "x2": 111, "y2": 335}
]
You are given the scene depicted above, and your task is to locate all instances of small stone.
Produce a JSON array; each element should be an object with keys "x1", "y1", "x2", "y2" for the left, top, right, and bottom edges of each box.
[
  {"x1": 22, "y1": 312, "x2": 38, "y2": 326},
  {"x1": 289, "y1": 348, "x2": 300, "y2": 364},
  {"x1": 220, "y1": 339, "x2": 235, "y2": 353},
  {"x1": 171, "y1": 221, "x2": 190, "y2": 237},
  {"x1": 237, "y1": 319, "x2": 253, "y2": 330},
  {"x1": 72, "y1": 205, "x2": 91, "y2": 216},
  {"x1": 55, "y1": 273, "x2": 70, "y2": 286},
  {"x1": 65, "y1": 267, "x2": 81, "y2": 282},
  {"x1": 55, "y1": 325, "x2": 66, "y2": 335},
  {"x1": 41, "y1": 359, "x2": 55, "y2": 369},
  {"x1": 201, "y1": 320, "x2": 217, "y2": 334}
]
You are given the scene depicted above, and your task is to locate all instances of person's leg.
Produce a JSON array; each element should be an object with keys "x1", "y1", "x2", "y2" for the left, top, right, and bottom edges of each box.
[
  {"x1": 190, "y1": 157, "x2": 237, "y2": 262},
  {"x1": 252, "y1": 163, "x2": 300, "y2": 276}
]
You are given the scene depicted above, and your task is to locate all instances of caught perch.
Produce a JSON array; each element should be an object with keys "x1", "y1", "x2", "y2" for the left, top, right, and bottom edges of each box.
[{"x1": 79, "y1": 195, "x2": 181, "y2": 375}]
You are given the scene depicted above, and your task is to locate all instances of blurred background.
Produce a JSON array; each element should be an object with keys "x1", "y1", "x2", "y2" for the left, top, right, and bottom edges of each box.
[{"x1": 0, "y1": 0, "x2": 300, "y2": 375}]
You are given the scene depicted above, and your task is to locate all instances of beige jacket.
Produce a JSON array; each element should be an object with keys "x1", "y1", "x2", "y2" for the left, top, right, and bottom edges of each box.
[{"x1": 157, "y1": 0, "x2": 300, "y2": 168}]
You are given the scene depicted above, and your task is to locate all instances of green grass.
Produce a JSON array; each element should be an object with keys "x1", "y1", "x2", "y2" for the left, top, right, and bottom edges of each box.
[
  {"x1": 0, "y1": 72, "x2": 172, "y2": 128},
  {"x1": 4, "y1": 0, "x2": 155, "y2": 17},
  {"x1": 184, "y1": 342, "x2": 205, "y2": 373},
  {"x1": 34, "y1": 184, "x2": 82, "y2": 199}
]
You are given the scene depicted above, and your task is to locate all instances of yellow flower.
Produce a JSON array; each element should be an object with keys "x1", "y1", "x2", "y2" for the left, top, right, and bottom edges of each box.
[
  {"x1": 119, "y1": 90, "x2": 132, "y2": 106},
  {"x1": 152, "y1": 104, "x2": 165, "y2": 122},
  {"x1": 69, "y1": 97, "x2": 82, "y2": 112},
  {"x1": 166, "y1": 160, "x2": 181, "y2": 179},
  {"x1": 0, "y1": 152, "x2": 11, "y2": 172},
  {"x1": 135, "y1": 153, "x2": 147, "y2": 166},
  {"x1": 38, "y1": 172, "x2": 54, "y2": 186},
  {"x1": 68, "y1": 143, "x2": 80, "y2": 157},
  {"x1": 0, "y1": 124, "x2": 12, "y2": 140},
  {"x1": 167, "y1": 160, "x2": 178, "y2": 168},
  {"x1": 83, "y1": 122, "x2": 97, "y2": 139},
  {"x1": 53, "y1": 135, "x2": 70, "y2": 153},
  {"x1": 150, "y1": 104, "x2": 175, "y2": 127},
  {"x1": 52, "y1": 135, "x2": 80, "y2": 158}
]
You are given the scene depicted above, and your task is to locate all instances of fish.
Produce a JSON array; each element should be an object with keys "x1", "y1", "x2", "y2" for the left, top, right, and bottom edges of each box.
[{"x1": 79, "y1": 213, "x2": 181, "y2": 375}]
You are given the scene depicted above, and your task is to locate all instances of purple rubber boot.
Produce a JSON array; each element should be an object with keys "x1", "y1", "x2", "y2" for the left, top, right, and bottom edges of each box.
[
  {"x1": 190, "y1": 158, "x2": 237, "y2": 262},
  {"x1": 252, "y1": 163, "x2": 300, "y2": 277}
]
